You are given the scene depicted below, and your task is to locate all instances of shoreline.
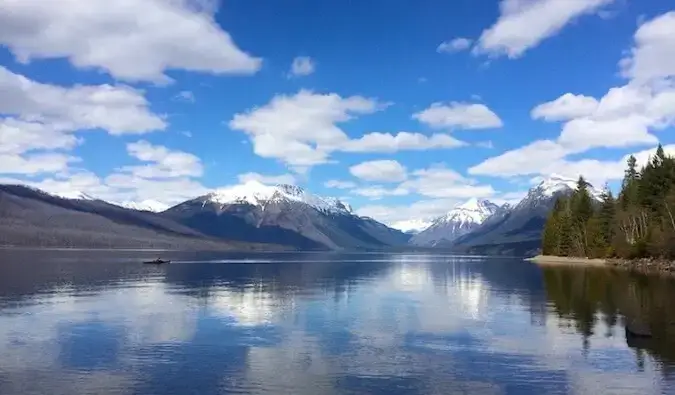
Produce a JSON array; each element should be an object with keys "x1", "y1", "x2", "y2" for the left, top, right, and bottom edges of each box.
[
  {"x1": 525, "y1": 255, "x2": 608, "y2": 266},
  {"x1": 527, "y1": 255, "x2": 675, "y2": 274}
]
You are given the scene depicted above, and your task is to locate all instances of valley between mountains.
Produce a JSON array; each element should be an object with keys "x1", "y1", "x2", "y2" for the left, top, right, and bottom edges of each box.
[{"x1": 0, "y1": 175, "x2": 598, "y2": 255}]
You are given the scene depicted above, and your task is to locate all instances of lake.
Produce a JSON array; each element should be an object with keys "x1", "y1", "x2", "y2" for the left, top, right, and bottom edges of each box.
[{"x1": 0, "y1": 250, "x2": 674, "y2": 394}]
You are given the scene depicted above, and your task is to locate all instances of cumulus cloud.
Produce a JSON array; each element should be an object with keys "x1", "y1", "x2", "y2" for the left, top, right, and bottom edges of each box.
[
  {"x1": 289, "y1": 56, "x2": 316, "y2": 77},
  {"x1": 531, "y1": 93, "x2": 599, "y2": 121},
  {"x1": 413, "y1": 102, "x2": 503, "y2": 130},
  {"x1": 401, "y1": 166, "x2": 496, "y2": 199},
  {"x1": 350, "y1": 160, "x2": 408, "y2": 183},
  {"x1": 230, "y1": 91, "x2": 481, "y2": 171},
  {"x1": 620, "y1": 11, "x2": 675, "y2": 83},
  {"x1": 0, "y1": 66, "x2": 166, "y2": 135},
  {"x1": 237, "y1": 172, "x2": 297, "y2": 185},
  {"x1": 0, "y1": 118, "x2": 80, "y2": 155},
  {"x1": 437, "y1": 38, "x2": 473, "y2": 53},
  {"x1": 324, "y1": 180, "x2": 357, "y2": 189},
  {"x1": 473, "y1": 12, "x2": 675, "y2": 185},
  {"x1": 357, "y1": 198, "x2": 463, "y2": 226},
  {"x1": 351, "y1": 186, "x2": 410, "y2": 200},
  {"x1": 0, "y1": 153, "x2": 78, "y2": 175},
  {"x1": 474, "y1": 0, "x2": 616, "y2": 58},
  {"x1": 340, "y1": 132, "x2": 466, "y2": 152},
  {"x1": 229, "y1": 90, "x2": 385, "y2": 169},
  {"x1": 0, "y1": 0, "x2": 262, "y2": 83},
  {"x1": 120, "y1": 140, "x2": 204, "y2": 178},
  {"x1": 471, "y1": 143, "x2": 675, "y2": 188}
]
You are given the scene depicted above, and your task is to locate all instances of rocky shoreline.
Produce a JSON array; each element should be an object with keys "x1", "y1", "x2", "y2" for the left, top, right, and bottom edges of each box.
[
  {"x1": 528, "y1": 255, "x2": 675, "y2": 274},
  {"x1": 607, "y1": 258, "x2": 675, "y2": 273}
]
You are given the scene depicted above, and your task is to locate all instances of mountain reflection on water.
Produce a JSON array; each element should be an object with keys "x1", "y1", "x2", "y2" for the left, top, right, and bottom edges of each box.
[{"x1": 0, "y1": 250, "x2": 673, "y2": 394}]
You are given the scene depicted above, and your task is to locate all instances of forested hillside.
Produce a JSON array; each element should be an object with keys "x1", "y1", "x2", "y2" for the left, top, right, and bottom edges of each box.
[{"x1": 542, "y1": 145, "x2": 675, "y2": 259}]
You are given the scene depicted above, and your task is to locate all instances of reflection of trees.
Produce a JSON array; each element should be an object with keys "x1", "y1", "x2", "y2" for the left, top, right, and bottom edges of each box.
[{"x1": 541, "y1": 265, "x2": 675, "y2": 371}]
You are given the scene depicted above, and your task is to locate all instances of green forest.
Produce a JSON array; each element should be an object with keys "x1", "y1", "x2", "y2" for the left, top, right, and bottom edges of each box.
[{"x1": 542, "y1": 144, "x2": 675, "y2": 260}]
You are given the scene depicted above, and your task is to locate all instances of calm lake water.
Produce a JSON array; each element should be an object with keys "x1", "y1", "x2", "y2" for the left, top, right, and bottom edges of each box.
[{"x1": 0, "y1": 250, "x2": 674, "y2": 394}]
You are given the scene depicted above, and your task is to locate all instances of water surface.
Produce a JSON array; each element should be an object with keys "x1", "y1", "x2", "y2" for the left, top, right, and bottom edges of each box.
[{"x1": 0, "y1": 250, "x2": 673, "y2": 394}]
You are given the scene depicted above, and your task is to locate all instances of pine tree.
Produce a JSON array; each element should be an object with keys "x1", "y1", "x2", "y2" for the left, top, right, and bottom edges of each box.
[
  {"x1": 543, "y1": 198, "x2": 564, "y2": 255},
  {"x1": 621, "y1": 155, "x2": 639, "y2": 209}
]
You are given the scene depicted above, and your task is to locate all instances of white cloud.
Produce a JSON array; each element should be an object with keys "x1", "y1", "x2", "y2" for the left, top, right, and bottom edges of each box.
[
  {"x1": 437, "y1": 37, "x2": 473, "y2": 53},
  {"x1": 324, "y1": 180, "x2": 356, "y2": 189},
  {"x1": 0, "y1": 118, "x2": 80, "y2": 154},
  {"x1": 103, "y1": 173, "x2": 210, "y2": 205},
  {"x1": 237, "y1": 172, "x2": 296, "y2": 185},
  {"x1": 474, "y1": 0, "x2": 616, "y2": 58},
  {"x1": 357, "y1": 198, "x2": 462, "y2": 226},
  {"x1": 121, "y1": 141, "x2": 203, "y2": 178},
  {"x1": 413, "y1": 102, "x2": 503, "y2": 130},
  {"x1": 531, "y1": 93, "x2": 599, "y2": 121},
  {"x1": 340, "y1": 132, "x2": 466, "y2": 152},
  {"x1": 351, "y1": 186, "x2": 409, "y2": 200},
  {"x1": 557, "y1": 115, "x2": 656, "y2": 152},
  {"x1": 174, "y1": 90, "x2": 196, "y2": 102},
  {"x1": 349, "y1": 160, "x2": 407, "y2": 183},
  {"x1": 476, "y1": 11, "x2": 675, "y2": 184},
  {"x1": 401, "y1": 166, "x2": 496, "y2": 199},
  {"x1": 471, "y1": 143, "x2": 675, "y2": 188},
  {"x1": 289, "y1": 56, "x2": 316, "y2": 77},
  {"x1": 620, "y1": 11, "x2": 675, "y2": 83},
  {"x1": 0, "y1": 153, "x2": 77, "y2": 175},
  {"x1": 0, "y1": 66, "x2": 166, "y2": 135},
  {"x1": 0, "y1": 0, "x2": 262, "y2": 83},
  {"x1": 469, "y1": 139, "x2": 568, "y2": 177},
  {"x1": 229, "y1": 90, "x2": 387, "y2": 169}
]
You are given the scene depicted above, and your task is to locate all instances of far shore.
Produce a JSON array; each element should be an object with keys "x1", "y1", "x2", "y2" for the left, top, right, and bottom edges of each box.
[{"x1": 525, "y1": 255, "x2": 608, "y2": 266}]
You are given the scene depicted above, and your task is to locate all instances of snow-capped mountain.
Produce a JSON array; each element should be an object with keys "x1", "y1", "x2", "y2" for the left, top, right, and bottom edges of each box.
[
  {"x1": 448, "y1": 174, "x2": 604, "y2": 256},
  {"x1": 50, "y1": 190, "x2": 97, "y2": 201},
  {"x1": 118, "y1": 200, "x2": 170, "y2": 213},
  {"x1": 204, "y1": 181, "x2": 353, "y2": 215},
  {"x1": 163, "y1": 180, "x2": 408, "y2": 250},
  {"x1": 516, "y1": 174, "x2": 602, "y2": 210},
  {"x1": 391, "y1": 219, "x2": 433, "y2": 234},
  {"x1": 409, "y1": 198, "x2": 503, "y2": 246}
]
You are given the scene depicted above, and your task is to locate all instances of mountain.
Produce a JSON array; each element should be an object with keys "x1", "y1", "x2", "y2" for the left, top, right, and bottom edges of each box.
[
  {"x1": 0, "y1": 184, "x2": 275, "y2": 250},
  {"x1": 391, "y1": 219, "x2": 433, "y2": 234},
  {"x1": 446, "y1": 175, "x2": 603, "y2": 256},
  {"x1": 161, "y1": 180, "x2": 410, "y2": 250},
  {"x1": 118, "y1": 200, "x2": 170, "y2": 213},
  {"x1": 409, "y1": 198, "x2": 502, "y2": 246}
]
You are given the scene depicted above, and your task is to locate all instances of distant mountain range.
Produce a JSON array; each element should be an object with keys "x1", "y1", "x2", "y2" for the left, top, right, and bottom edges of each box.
[
  {"x1": 0, "y1": 181, "x2": 409, "y2": 250},
  {"x1": 409, "y1": 198, "x2": 504, "y2": 246},
  {"x1": 163, "y1": 181, "x2": 410, "y2": 250},
  {"x1": 437, "y1": 175, "x2": 603, "y2": 256},
  {"x1": 0, "y1": 174, "x2": 598, "y2": 255}
]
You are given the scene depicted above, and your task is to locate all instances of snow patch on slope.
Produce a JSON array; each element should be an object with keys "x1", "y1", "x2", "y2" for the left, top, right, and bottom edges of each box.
[
  {"x1": 205, "y1": 180, "x2": 352, "y2": 214},
  {"x1": 51, "y1": 191, "x2": 97, "y2": 201},
  {"x1": 119, "y1": 200, "x2": 169, "y2": 212}
]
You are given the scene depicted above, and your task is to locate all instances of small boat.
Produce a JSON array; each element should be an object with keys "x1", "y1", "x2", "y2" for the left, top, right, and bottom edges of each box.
[{"x1": 143, "y1": 258, "x2": 171, "y2": 264}]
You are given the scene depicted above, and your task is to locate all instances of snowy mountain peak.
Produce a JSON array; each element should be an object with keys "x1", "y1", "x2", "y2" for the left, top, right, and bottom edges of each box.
[
  {"x1": 437, "y1": 198, "x2": 499, "y2": 225},
  {"x1": 518, "y1": 174, "x2": 603, "y2": 209},
  {"x1": 52, "y1": 191, "x2": 97, "y2": 201},
  {"x1": 118, "y1": 200, "x2": 169, "y2": 213},
  {"x1": 204, "y1": 180, "x2": 351, "y2": 214}
]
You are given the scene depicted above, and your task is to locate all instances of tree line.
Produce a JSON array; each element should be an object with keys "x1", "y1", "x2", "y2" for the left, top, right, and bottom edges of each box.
[{"x1": 542, "y1": 144, "x2": 675, "y2": 259}]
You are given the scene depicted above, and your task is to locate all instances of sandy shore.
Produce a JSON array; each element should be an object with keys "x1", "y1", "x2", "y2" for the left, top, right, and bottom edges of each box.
[{"x1": 525, "y1": 255, "x2": 608, "y2": 266}]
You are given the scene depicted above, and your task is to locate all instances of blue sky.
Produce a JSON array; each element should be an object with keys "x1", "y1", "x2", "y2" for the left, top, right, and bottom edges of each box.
[{"x1": 0, "y1": 0, "x2": 674, "y2": 226}]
